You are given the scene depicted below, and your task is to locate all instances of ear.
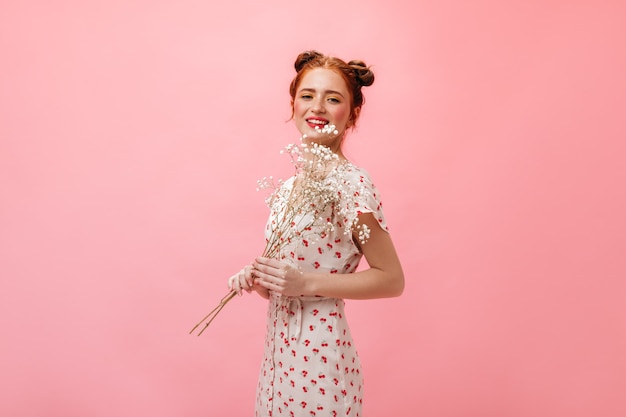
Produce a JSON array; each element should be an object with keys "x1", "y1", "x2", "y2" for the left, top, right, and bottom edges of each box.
[{"x1": 349, "y1": 107, "x2": 361, "y2": 128}]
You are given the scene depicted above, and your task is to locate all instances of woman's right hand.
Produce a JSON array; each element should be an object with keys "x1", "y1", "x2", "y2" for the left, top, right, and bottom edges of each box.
[{"x1": 228, "y1": 265, "x2": 270, "y2": 299}]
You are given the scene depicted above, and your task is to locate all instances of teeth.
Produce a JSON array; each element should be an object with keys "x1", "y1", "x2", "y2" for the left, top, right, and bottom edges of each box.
[{"x1": 308, "y1": 119, "x2": 327, "y2": 125}]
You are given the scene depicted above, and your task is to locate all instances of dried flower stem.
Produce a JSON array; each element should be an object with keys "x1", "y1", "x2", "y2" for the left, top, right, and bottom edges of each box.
[{"x1": 189, "y1": 290, "x2": 237, "y2": 336}]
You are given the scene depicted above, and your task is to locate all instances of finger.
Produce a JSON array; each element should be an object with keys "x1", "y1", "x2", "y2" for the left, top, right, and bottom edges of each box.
[
  {"x1": 233, "y1": 274, "x2": 244, "y2": 294},
  {"x1": 256, "y1": 276, "x2": 282, "y2": 293},
  {"x1": 253, "y1": 261, "x2": 281, "y2": 278},
  {"x1": 255, "y1": 257, "x2": 280, "y2": 268},
  {"x1": 243, "y1": 266, "x2": 254, "y2": 287},
  {"x1": 240, "y1": 274, "x2": 250, "y2": 291}
]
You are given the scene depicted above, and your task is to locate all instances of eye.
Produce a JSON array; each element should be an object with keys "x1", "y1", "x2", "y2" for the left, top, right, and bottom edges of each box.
[
  {"x1": 300, "y1": 93, "x2": 314, "y2": 100},
  {"x1": 327, "y1": 97, "x2": 341, "y2": 103}
]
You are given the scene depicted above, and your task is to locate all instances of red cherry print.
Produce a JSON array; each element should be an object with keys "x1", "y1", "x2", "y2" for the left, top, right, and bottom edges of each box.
[
  {"x1": 313, "y1": 261, "x2": 320, "y2": 269},
  {"x1": 321, "y1": 341, "x2": 329, "y2": 347},
  {"x1": 326, "y1": 326, "x2": 333, "y2": 333},
  {"x1": 341, "y1": 389, "x2": 347, "y2": 396},
  {"x1": 300, "y1": 402, "x2": 307, "y2": 408},
  {"x1": 320, "y1": 317, "x2": 326, "y2": 323},
  {"x1": 317, "y1": 406, "x2": 324, "y2": 410},
  {"x1": 317, "y1": 247, "x2": 323, "y2": 254},
  {"x1": 312, "y1": 348, "x2": 319, "y2": 354},
  {"x1": 318, "y1": 373, "x2": 326, "y2": 379},
  {"x1": 326, "y1": 243, "x2": 333, "y2": 249},
  {"x1": 332, "y1": 411, "x2": 337, "y2": 417},
  {"x1": 291, "y1": 350, "x2": 296, "y2": 357},
  {"x1": 297, "y1": 256, "x2": 305, "y2": 261},
  {"x1": 289, "y1": 366, "x2": 294, "y2": 371},
  {"x1": 310, "y1": 379, "x2": 317, "y2": 385},
  {"x1": 302, "y1": 239, "x2": 309, "y2": 247},
  {"x1": 319, "y1": 387, "x2": 326, "y2": 395},
  {"x1": 302, "y1": 386, "x2": 308, "y2": 393},
  {"x1": 329, "y1": 312, "x2": 337, "y2": 317},
  {"x1": 335, "y1": 238, "x2": 341, "y2": 243},
  {"x1": 312, "y1": 309, "x2": 319, "y2": 316},
  {"x1": 309, "y1": 325, "x2": 315, "y2": 331},
  {"x1": 333, "y1": 378, "x2": 339, "y2": 385},
  {"x1": 333, "y1": 395, "x2": 339, "y2": 402},
  {"x1": 304, "y1": 339, "x2": 310, "y2": 346},
  {"x1": 330, "y1": 269, "x2": 338, "y2": 274},
  {"x1": 304, "y1": 356, "x2": 309, "y2": 362},
  {"x1": 335, "y1": 252, "x2": 341, "y2": 259},
  {"x1": 321, "y1": 356, "x2": 327, "y2": 363},
  {"x1": 290, "y1": 380, "x2": 295, "y2": 387},
  {"x1": 301, "y1": 370, "x2": 308, "y2": 377}
]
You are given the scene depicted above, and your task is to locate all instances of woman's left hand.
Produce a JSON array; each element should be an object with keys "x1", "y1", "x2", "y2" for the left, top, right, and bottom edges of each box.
[{"x1": 253, "y1": 257, "x2": 306, "y2": 297}]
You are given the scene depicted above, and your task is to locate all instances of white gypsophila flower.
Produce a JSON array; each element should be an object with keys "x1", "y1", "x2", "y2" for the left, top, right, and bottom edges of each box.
[
  {"x1": 258, "y1": 129, "x2": 373, "y2": 260},
  {"x1": 314, "y1": 123, "x2": 340, "y2": 136}
]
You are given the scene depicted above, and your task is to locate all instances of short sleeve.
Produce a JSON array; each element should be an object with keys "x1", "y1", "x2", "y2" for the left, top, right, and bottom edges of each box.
[{"x1": 345, "y1": 166, "x2": 389, "y2": 233}]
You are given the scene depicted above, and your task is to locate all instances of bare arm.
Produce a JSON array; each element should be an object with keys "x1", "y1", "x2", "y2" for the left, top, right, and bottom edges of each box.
[{"x1": 253, "y1": 213, "x2": 404, "y2": 300}]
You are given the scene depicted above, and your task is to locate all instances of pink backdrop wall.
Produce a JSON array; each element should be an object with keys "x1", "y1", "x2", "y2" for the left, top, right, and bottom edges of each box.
[{"x1": 1, "y1": 1, "x2": 625, "y2": 416}]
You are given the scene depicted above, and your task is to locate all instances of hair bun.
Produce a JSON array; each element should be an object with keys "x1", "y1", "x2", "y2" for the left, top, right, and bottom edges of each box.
[
  {"x1": 294, "y1": 50, "x2": 324, "y2": 72},
  {"x1": 348, "y1": 60, "x2": 375, "y2": 87}
]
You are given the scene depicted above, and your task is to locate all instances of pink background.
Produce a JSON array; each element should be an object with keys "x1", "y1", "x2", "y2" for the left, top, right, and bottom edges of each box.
[{"x1": 1, "y1": 1, "x2": 625, "y2": 416}]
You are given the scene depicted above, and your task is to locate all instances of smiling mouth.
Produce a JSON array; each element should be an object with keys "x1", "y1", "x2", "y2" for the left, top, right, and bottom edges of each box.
[{"x1": 306, "y1": 118, "x2": 329, "y2": 127}]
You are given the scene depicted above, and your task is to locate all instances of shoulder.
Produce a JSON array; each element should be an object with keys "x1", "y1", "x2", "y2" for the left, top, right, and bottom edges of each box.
[
  {"x1": 343, "y1": 163, "x2": 373, "y2": 183},
  {"x1": 342, "y1": 163, "x2": 381, "y2": 195}
]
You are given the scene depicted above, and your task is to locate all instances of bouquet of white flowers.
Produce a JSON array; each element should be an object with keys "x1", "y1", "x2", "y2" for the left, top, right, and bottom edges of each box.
[{"x1": 190, "y1": 126, "x2": 370, "y2": 336}]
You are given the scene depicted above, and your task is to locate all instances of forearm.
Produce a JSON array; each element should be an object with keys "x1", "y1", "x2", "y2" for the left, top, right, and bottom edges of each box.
[{"x1": 303, "y1": 267, "x2": 404, "y2": 300}]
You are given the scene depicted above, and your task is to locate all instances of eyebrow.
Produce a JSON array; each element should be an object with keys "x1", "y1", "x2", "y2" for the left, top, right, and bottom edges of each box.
[{"x1": 298, "y1": 88, "x2": 346, "y2": 98}]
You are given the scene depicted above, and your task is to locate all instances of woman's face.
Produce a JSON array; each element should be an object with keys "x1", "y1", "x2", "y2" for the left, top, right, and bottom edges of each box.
[{"x1": 293, "y1": 68, "x2": 352, "y2": 153}]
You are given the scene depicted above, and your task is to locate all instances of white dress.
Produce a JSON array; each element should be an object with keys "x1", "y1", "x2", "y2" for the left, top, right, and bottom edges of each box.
[{"x1": 255, "y1": 164, "x2": 388, "y2": 417}]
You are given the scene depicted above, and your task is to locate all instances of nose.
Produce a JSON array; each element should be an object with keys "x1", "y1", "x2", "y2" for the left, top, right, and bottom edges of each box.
[{"x1": 311, "y1": 97, "x2": 326, "y2": 113}]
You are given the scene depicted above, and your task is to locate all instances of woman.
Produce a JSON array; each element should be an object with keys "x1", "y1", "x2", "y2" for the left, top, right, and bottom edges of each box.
[{"x1": 228, "y1": 50, "x2": 404, "y2": 417}]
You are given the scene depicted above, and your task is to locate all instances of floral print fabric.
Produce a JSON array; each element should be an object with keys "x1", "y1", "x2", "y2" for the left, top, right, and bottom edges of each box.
[{"x1": 255, "y1": 165, "x2": 387, "y2": 417}]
